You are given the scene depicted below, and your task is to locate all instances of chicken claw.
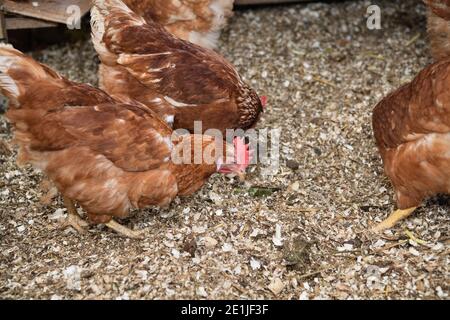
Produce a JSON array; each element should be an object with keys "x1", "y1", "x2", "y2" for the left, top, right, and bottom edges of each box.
[
  {"x1": 40, "y1": 186, "x2": 58, "y2": 205},
  {"x1": 372, "y1": 207, "x2": 418, "y2": 232},
  {"x1": 63, "y1": 197, "x2": 88, "y2": 234},
  {"x1": 105, "y1": 220, "x2": 147, "y2": 239}
]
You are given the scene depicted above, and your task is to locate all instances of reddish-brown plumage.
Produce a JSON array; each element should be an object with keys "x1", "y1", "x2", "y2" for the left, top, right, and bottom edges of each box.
[
  {"x1": 122, "y1": 0, "x2": 234, "y2": 49},
  {"x1": 0, "y1": 45, "x2": 237, "y2": 227},
  {"x1": 425, "y1": 0, "x2": 450, "y2": 60},
  {"x1": 425, "y1": 0, "x2": 450, "y2": 19},
  {"x1": 91, "y1": 0, "x2": 263, "y2": 135},
  {"x1": 372, "y1": 59, "x2": 450, "y2": 209}
]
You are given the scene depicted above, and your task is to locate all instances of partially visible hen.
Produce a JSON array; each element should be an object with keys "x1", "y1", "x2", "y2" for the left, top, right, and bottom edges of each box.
[
  {"x1": 123, "y1": 0, "x2": 234, "y2": 49},
  {"x1": 91, "y1": 0, "x2": 264, "y2": 135},
  {"x1": 372, "y1": 59, "x2": 450, "y2": 231},
  {"x1": 0, "y1": 44, "x2": 250, "y2": 238},
  {"x1": 425, "y1": 0, "x2": 450, "y2": 60}
]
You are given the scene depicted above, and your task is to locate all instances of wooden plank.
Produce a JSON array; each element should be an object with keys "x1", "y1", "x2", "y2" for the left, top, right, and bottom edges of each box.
[
  {"x1": 4, "y1": 0, "x2": 91, "y2": 24},
  {"x1": 6, "y1": 16, "x2": 57, "y2": 30},
  {"x1": 0, "y1": 8, "x2": 8, "y2": 41}
]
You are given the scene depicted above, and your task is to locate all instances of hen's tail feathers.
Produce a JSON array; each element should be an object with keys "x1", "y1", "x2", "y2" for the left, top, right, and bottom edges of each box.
[
  {"x1": 209, "y1": 0, "x2": 234, "y2": 29},
  {"x1": 91, "y1": 0, "x2": 146, "y2": 63},
  {"x1": 0, "y1": 44, "x2": 62, "y2": 107},
  {"x1": 201, "y1": 0, "x2": 234, "y2": 48}
]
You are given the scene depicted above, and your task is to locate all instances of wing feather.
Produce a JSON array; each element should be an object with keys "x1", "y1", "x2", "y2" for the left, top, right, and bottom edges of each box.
[
  {"x1": 92, "y1": 0, "x2": 240, "y2": 105},
  {"x1": 373, "y1": 60, "x2": 450, "y2": 150},
  {"x1": 24, "y1": 103, "x2": 173, "y2": 172}
]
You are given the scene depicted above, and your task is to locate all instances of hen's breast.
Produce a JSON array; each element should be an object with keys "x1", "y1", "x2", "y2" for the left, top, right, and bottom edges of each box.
[
  {"x1": 373, "y1": 60, "x2": 450, "y2": 208},
  {"x1": 380, "y1": 133, "x2": 450, "y2": 208}
]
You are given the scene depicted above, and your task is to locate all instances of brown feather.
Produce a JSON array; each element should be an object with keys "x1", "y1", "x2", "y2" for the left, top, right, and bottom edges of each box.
[
  {"x1": 91, "y1": 0, "x2": 262, "y2": 135},
  {"x1": 372, "y1": 59, "x2": 450, "y2": 209},
  {"x1": 122, "y1": 0, "x2": 234, "y2": 49},
  {"x1": 0, "y1": 45, "x2": 230, "y2": 226}
]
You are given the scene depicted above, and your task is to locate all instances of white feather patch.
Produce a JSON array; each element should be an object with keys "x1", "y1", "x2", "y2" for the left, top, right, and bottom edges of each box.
[
  {"x1": 90, "y1": 6, "x2": 112, "y2": 62},
  {"x1": 163, "y1": 137, "x2": 174, "y2": 150},
  {"x1": 0, "y1": 73, "x2": 19, "y2": 99},
  {"x1": 91, "y1": 0, "x2": 146, "y2": 62},
  {"x1": 164, "y1": 96, "x2": 195, "y2": 108},
  {"x1": 188, "y1": 31, "x2": 220, "y2": 50},
  {"x1": 165, "y1": 115, "x2": 175, "y2": 126},
  {"x1": 0, "y1": 55, "x2": 20, "y2": 99}
]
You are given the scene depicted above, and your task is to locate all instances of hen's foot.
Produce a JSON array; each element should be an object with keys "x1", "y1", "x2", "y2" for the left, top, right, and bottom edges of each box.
[
  {"x1": 63, "y1": 196, "x2": 88, "y2": 234},
  {"x1": 105, "y1": 220, "x2": 147, "y2": 239},
  {"x1": 40, "y1": 186, "x2": 58, "y2": 205},
  {"x1": 372, "y1": 207, "x2": 417, "y2": 232},
  {"x1": 64, "y1": 211, "x2": 89, "y2": 234}
]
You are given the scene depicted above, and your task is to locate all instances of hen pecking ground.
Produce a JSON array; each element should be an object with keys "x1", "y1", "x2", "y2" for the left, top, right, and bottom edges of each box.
[{"x1": 0, "y1": 0, "x2": 448, "y2": 299}]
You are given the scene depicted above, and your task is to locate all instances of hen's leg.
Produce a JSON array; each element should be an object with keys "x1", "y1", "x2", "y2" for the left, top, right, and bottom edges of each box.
[
  {"x1": 372, "y1": 207, "x2": 417, "y2": 232},
  {"x1": 40, "y1": 186, "x2": 58, "y2": 205},
  {"x1": 105, "y1": 220, "x2": 147, "y2": 239},
  {"x1": 63, "y1": 196, "x2": 88, "y2": 234}
]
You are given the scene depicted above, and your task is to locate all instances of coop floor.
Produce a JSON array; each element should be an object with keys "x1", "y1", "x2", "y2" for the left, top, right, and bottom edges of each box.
[{"x1": 0, "y1": 0, "x2": 448, "y2": 300}]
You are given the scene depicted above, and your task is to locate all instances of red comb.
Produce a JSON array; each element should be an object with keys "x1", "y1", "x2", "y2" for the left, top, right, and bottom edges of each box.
[{"x1": 260, "y1": 95, "x2": 268, "y2": 108}]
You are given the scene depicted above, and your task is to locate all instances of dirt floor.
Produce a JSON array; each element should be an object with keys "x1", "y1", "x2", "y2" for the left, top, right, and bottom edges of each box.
[{"x1": 0, "y1": 0, "x2": 448, "y2": 299}]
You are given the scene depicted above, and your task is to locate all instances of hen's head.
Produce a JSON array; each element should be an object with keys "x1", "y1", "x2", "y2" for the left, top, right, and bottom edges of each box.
[{"x1": 217, "y1": 137, "x2": 253, "y2": 180}]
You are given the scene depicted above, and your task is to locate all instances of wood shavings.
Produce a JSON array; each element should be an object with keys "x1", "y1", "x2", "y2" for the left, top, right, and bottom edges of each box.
[{"x1": 0, "y1": 0, "x2": 447, "y2": 300}]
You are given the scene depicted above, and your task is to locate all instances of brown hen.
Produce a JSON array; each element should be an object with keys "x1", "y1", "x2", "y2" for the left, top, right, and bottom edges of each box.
[
  {"x1": 425, "y1": 0, "x2": 450, "y2": 60},
  {"x1": 91, "y1": 0, "x2": 263, "y2": 135},
  {"x1": 122, "y1": 0, "x2": 234, "y2": 49},
  {"x1": 372, "y1": 60, "x2": 450, "y2": 231},
  {"x1": 0, "y1": 44, "x2": 249, "y2": 238}
]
